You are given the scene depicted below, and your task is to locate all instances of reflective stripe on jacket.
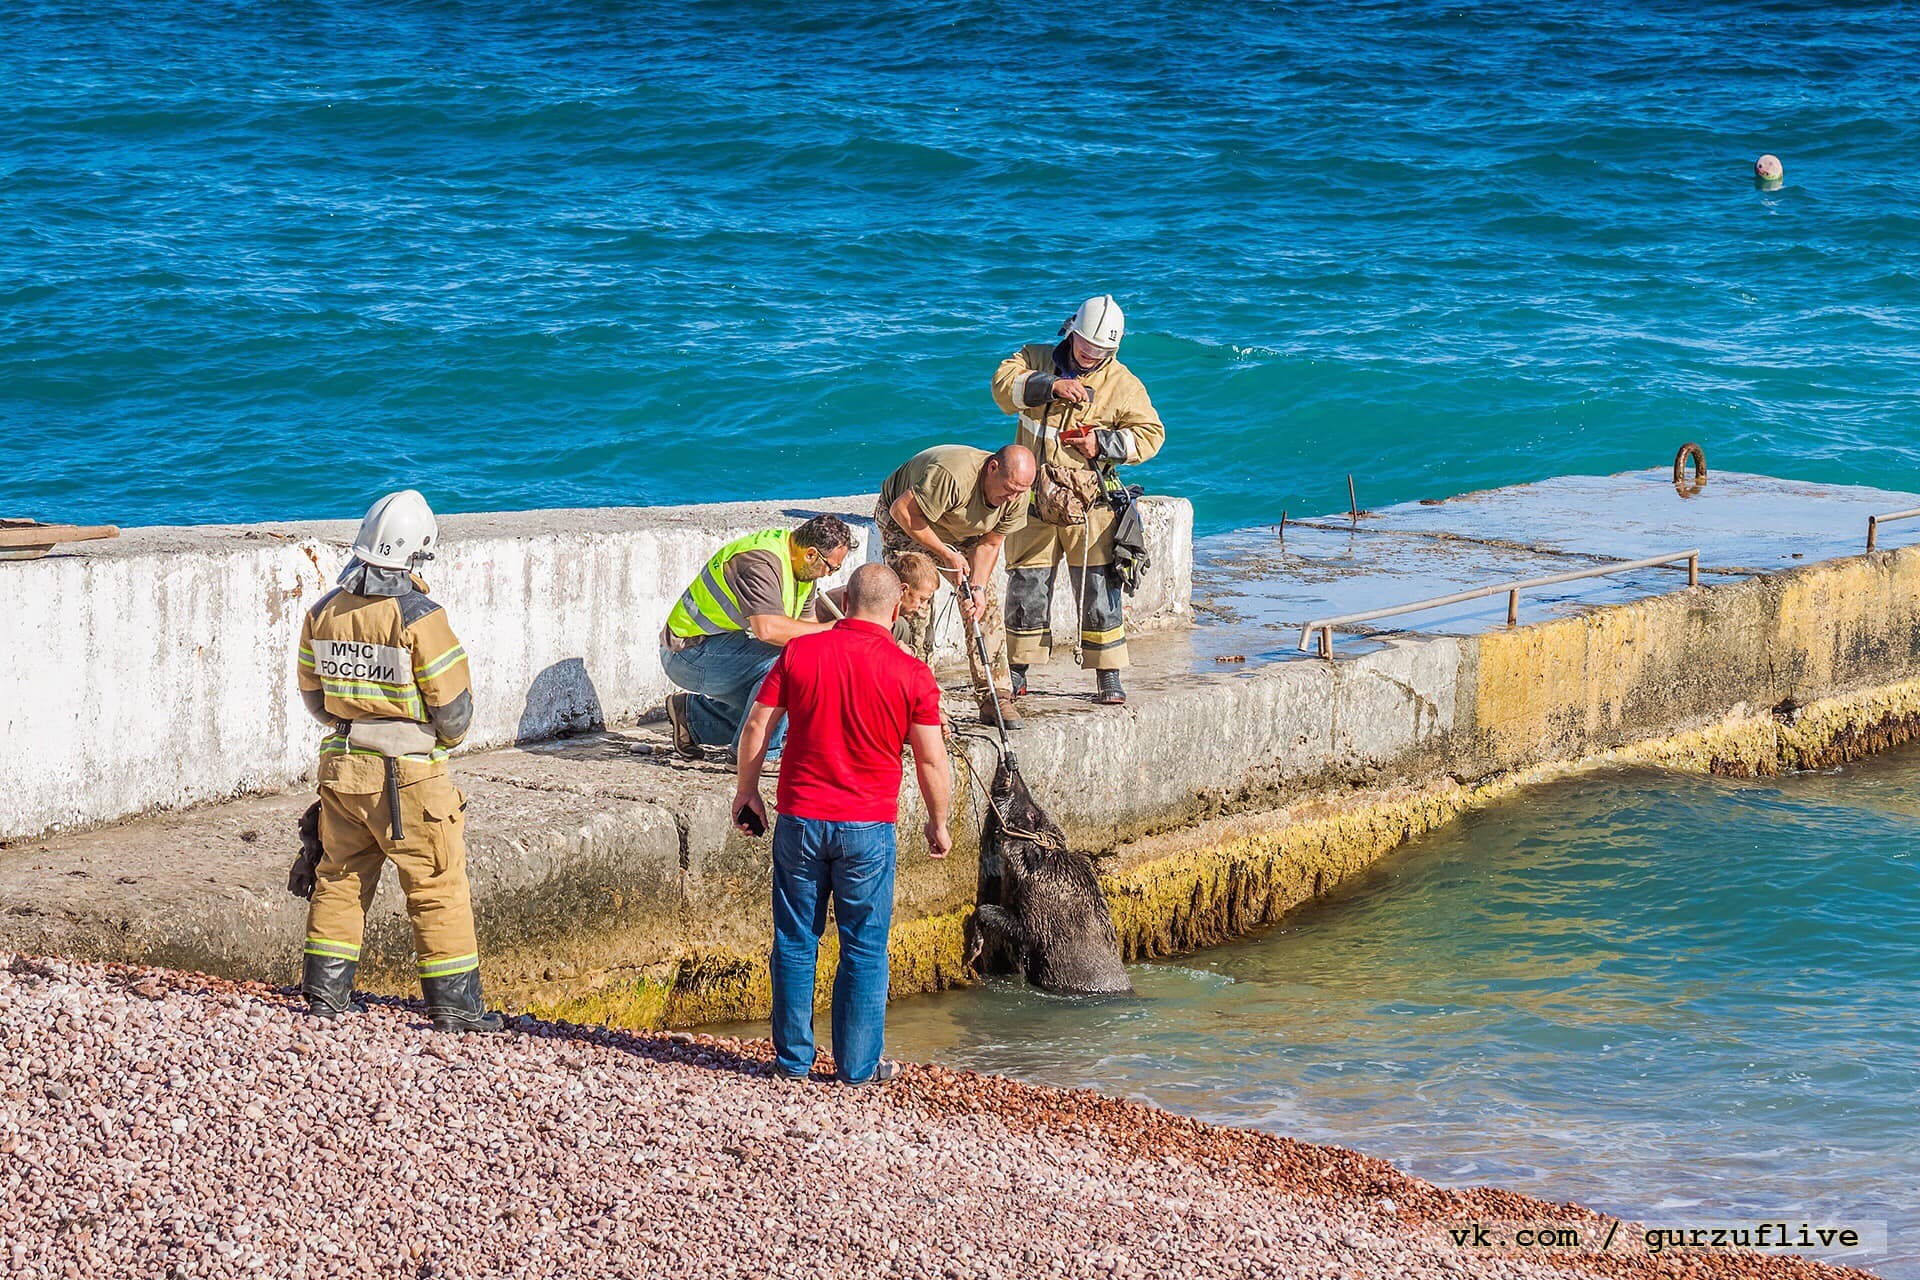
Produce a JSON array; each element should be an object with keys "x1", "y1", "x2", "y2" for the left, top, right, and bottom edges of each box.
[
  {"x1": 295, "y1": 583, "x2": 472, "y2": 786},
  {"x1": 990, "y1": 342, "x2": 1165, "y2": 473},
  {"x1": 664, "y1": 527, "x2": 812, "y2": 640},
  {"x1": 297, "y1": 586, "x2": 473, "y2": 746}
]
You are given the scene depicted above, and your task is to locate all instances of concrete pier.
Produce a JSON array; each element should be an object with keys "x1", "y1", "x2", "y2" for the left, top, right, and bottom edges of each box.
[
  {"x1": 8, "y1": 468, "x2": 1920, "y2": 1027},
  {"x1": 0, "y1": 495, "x2": 1192, "y2": 840}
]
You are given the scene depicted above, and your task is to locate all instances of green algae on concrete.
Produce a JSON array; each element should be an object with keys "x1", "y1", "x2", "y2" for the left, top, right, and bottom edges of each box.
[
  {"x1": 1101, "y1": 669, "x2": 1920, "y2": 975},
  {"x1": 507, "y1": 904, "x2": 979, "y2": 1031},
  {"x1": 17, "y1": 476, "x2": 1920, "y2": 1030},
  {"x1": 1610, "y1": 673, "x2": 1920, "y2": 778}
]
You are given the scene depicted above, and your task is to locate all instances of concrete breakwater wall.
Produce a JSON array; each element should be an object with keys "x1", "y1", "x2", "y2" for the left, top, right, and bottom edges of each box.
[
  {"x1": 536, "y1": 536, "x2": 1920, "y2": 1026},
  {"x1": 1099, "y1": 543, "x2": 1920, "y2": 966},
  {"x1": 11, "y1": 472, "x2": 1920, "y2": 1029},
  {"x1": 10, "y1": 515, "x2": 1920, "y2": 1030},
  {"x1": 0, "y1": 496, "x2": 1193, "y2": 841}
]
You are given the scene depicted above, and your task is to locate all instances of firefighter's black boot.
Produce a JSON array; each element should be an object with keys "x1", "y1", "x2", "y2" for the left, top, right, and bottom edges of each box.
[
  {"x1": 301, "y1": 953, "x2": 360, "y2": 1021},
  {"x1": 1094, "y1": 668, "x2": 1126, "y2": 706},
  {"x1": 421, "y1": 968, "x2": 508, "y2": 1033},
  {"x1": 1010, "y1": 664, "x2": 1029, "y2": 698}
]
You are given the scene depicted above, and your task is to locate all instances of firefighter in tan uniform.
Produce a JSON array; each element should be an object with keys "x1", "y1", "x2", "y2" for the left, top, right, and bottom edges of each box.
[
  {"x1": 874, "y1": 443, "x2": 1035, "y2": 730},
  {"x1": 991, "y1": 295, "x2": 1165, "y2": 705},
  {"x1": 296, "y1": 489, "x2": 504, "y2": 1033}
]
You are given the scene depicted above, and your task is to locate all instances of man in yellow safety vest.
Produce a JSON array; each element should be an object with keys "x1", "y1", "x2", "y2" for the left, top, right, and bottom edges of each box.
[{"x1": 660, "y1": 514, "x2": 854, "y2": 760}]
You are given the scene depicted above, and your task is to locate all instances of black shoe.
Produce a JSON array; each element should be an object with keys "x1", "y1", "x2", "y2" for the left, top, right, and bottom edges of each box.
[
  {"x1": 664, "y1": 693, "x2": 702, "y2": 760},
  {"x1": 1095, "y1": 669, "x2": 1127, "y2": 706},
  {"x1": 1009, "y1": 665, "x2": 1028, "y2": 698},
  {"x1": 301, "y1": 952, "x2": 360, "y2": 1021},
  {"x1": 421, "y1": 968, "x2": 508, "y2": 1033}
]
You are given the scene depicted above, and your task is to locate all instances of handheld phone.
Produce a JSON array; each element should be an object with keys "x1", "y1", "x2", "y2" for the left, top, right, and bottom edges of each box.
[{"x1": 735, "y1": 804, "x2": 766, "y2": 837}]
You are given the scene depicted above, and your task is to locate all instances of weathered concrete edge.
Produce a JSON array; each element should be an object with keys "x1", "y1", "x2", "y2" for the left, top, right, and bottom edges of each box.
[
  {"x1": 603, "y1": 672, "x2": 1920, "y2": 1031},
  {"x1": 0, "y1": 495, "x2": 1193, "y2": 840},
  {"x1": 515, "y1": 541, "x2": 1920, "y2": 1028},
  {"x1": 1106, "y1": 673, "x2": 1920, "y2": 963}
]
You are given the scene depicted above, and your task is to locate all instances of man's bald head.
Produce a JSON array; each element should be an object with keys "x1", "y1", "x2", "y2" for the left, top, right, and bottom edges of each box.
[
  {"x1": 843, "y1": 562, "x2": 904, "y2": 622},
  {"x1": 984, "y1": 444, "x2": 1037, "y2": 506}
]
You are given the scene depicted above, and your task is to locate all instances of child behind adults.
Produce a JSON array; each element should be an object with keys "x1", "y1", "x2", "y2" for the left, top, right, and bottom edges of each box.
[
  {"x1": 732, "y1": 562, "x2": 953, "y2": 1085},
  {"x1": 821, "y1": 549, "x2": 940, "y2": 647}
]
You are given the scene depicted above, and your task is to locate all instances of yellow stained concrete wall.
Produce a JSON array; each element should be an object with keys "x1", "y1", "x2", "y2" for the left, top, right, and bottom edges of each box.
[
  {"x1": 1470, "y1": 547, "x2": 1920, "y2": 773},
  {"x1": 518, "y1": 906, "x2": 977, "y2": 1031},
  {"x1": 1102, "y1": 671, "x2": 1920, "y2": 969},
  {"x1": 1100, "y1": 545, "x2": 1920, "y2": 974},
  {"x1": 514, "y1": 547, "x2": 1920, "y2": 1027}
]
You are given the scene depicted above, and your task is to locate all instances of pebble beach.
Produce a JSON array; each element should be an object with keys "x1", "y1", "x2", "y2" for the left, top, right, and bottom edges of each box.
[{"x1": 0, "y1": 954, "x2": 1865, "y2": 1280}]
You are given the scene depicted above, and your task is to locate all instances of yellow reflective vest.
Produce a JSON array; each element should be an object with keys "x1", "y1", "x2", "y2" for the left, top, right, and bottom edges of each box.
[{"x1": 665, "y1": 527, "x2": 812, "y2": 640}]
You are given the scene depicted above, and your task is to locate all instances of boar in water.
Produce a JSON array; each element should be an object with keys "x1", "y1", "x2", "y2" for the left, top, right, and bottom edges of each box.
[{"x1": 967, "y1": 756, "x2": 1131, "y2": 996}]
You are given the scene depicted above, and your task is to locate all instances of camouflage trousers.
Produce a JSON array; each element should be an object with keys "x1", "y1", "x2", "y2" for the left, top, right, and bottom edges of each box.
[{"x1": 873, "y1": 498, "x2": 1012, "y2": 704}]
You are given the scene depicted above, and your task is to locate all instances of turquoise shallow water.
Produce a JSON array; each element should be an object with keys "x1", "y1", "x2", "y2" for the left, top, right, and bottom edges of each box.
[
  {"x1": 883, "y1": 757, "x2": 1920, "y2": 1274},
  {"x1": 7, "y1": 2, "x2": 1920, "y2": 531}
]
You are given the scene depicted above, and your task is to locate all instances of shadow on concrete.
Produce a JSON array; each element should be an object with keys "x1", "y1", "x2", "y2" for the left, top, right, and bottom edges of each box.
[
  {"x1": 779, "y1": 506, "x2": 879, "y2": 544},
  {"x1": 622, "y1": 747, "x2": 737, "y2": 778},
  {"x1": 517, "y1": 659, "x2": 605, "y2": 743},
  {"x1": 778, "y1": 506, "x2": 869, "y2": 523}
]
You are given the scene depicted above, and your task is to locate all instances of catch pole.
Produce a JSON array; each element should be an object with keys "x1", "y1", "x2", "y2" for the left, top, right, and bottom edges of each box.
[{"x1": 958, "y1": 569, "x2": 1017, "y2": 770}]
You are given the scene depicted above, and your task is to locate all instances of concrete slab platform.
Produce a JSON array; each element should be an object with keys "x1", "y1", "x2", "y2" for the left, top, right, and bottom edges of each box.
[
  {"x1": 1190, "y1": 469, "x2": 1920, "y2": 665},
  {"x1": 0, "y1": 621, "x2": 1336, "y2": 997},
  {"x1": 1362, "y1": 468, "x2": 1920, "y2": 570}
]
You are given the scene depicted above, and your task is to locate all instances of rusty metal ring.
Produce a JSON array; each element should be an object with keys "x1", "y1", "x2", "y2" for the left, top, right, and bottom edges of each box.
[{"x1": 1673, "y1": 442, "x2": 1707, "y2": 484}]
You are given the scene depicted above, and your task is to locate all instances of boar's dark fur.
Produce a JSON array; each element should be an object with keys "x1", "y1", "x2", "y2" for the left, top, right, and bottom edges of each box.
[{"x1": 969, "y1": 756, "x2": 1131, "y2": 996}]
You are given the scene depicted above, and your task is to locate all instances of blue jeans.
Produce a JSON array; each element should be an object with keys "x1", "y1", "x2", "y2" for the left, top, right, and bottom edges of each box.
[
  {"x1": 659, "y1": 632, "x2": 786, "y2": 755},
  {"x1": 769, "y1": 814, "x2": 897, "y2": 1083}
]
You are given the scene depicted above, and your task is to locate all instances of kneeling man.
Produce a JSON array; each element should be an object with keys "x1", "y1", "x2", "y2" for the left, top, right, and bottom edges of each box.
[
  {"x1": 660, "y1": 514, "x2": 852, "y2": 760},
  {"x1": 875, "y1": 443, "x2": 1034, "y2": 729}
]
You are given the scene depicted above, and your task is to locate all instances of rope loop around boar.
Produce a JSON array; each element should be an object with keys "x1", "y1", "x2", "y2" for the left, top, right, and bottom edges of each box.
[
  {"x1": 949, "y1": 727, "x2": 1073, "y2": 853},
  {"x1": 988, "y1": 802, "x2": 1072, "y2": 852}
]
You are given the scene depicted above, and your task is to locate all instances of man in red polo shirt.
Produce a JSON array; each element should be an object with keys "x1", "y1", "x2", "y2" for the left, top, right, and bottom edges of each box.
[{"x1": 732, "y1": 562, "x2": 952, "y2": 1086}]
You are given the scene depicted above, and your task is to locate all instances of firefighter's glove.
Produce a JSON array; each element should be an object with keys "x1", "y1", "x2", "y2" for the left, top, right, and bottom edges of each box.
[
  {"x1": 288, "y1": 801, "x2": 323, "y2": 900},
  {"x1": 1093, "y1": 429, "x2": 1132, "y2": 463}
]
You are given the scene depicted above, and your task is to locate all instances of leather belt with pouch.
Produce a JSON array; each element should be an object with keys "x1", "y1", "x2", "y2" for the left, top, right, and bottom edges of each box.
[
  {"x1": 345, "y1": 717, "x2": 439, "y2": 757},
  {"x1": 340, "y1": 718, "x2": 437, "y2": 842}
]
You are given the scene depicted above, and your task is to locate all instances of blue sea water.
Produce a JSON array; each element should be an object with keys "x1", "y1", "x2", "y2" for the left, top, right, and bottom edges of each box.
[{"x1": 6, "y1": 1, "x2": 1920, "y2": 532}]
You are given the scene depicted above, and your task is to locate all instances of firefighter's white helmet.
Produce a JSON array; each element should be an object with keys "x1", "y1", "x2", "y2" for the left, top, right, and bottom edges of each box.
[
  {"x1": 351, "y1": 489, "x2": 439, "y2": 569},
  {"x1": 1062, "y1": 294, "x2": 1125, "y2": 352}
]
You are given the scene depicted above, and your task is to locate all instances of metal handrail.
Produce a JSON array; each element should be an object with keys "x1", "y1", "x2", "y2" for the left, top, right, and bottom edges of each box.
[
  {"x1": 1866, "y1": 507, "x2": 1920, "y2": 552},
  {"x1": 1298, "y1": 549, "x2": 1702, "y2": 659}
]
